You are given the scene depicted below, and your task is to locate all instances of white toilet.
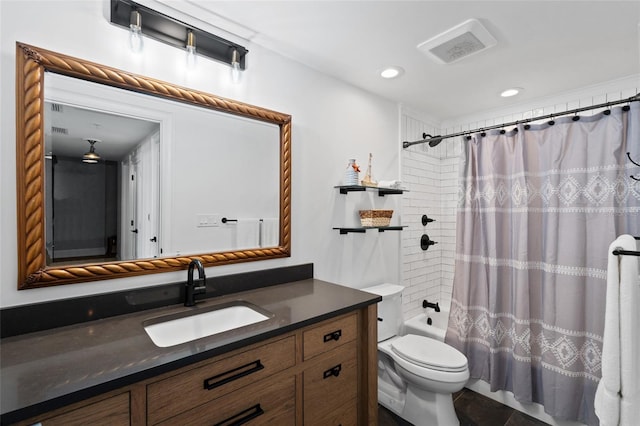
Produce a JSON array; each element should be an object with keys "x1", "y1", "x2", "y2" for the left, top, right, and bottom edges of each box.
[{"x1": 363, "y1": 283, "x2": 469, "y2": 426}]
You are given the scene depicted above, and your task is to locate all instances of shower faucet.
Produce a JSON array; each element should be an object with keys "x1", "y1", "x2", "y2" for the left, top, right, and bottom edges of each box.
[{"x1": 422, "y1": 299, "x2": 440, "y2": 312}]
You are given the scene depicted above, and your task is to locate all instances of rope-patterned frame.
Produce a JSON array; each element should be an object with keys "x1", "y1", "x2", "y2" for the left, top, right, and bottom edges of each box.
[{"x1": 16, "y1": 43, "x2": 292, "y2": 289}]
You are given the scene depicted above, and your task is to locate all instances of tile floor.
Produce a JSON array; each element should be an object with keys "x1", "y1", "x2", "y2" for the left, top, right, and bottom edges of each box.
[{"x1": 378, "y1": 388, "x2": 551, "y2": 426}]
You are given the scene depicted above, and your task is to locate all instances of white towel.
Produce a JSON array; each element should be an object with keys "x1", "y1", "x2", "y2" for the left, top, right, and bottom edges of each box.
[
  {"x1": 595, "y1": 235, "x2": 640, "y2": 426},
  {"x1": 261, "y1": 218, "x2": 279, "y2": 247},
  {"x1": 377, "y1": 180, "x2": 401, "y2": 189},
  {"x1": 619, "y1": 238, "x2": 640, "y2": 425},
  {"x1": 235, "y1": 219, "x2": 260, "y2": 249}
]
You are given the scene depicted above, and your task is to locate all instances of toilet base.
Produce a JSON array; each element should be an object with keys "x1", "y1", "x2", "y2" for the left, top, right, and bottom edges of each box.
[
  {"x1": 403, "y1": 386, "x2": 459, "y2": 426},
  {"x1": 379, "y1": 379, "x2": 460, "y2": 426}
]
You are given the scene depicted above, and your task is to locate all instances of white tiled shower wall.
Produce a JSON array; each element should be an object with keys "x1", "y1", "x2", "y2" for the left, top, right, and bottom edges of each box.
[
  {"x1": 400, "y1": 110, "x2": 461, "y2": 319},
  {"x1": 400, "y1": 75, "x2": 639, "y2": 322}
]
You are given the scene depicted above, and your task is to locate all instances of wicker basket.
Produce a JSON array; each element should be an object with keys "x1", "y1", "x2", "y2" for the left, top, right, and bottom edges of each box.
[{"x1": 359, "y1": 210, "x2": 393, "y2": 227}]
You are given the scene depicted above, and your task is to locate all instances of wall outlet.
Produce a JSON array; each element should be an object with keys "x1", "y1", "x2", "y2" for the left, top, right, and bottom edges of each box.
[{"x1": 196, "y1": 214, "x2": 221, "y2": 227}]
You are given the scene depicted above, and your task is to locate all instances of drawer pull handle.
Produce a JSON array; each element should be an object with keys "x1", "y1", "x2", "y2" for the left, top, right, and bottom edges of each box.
[
  {"x1": 323, "y1": 364, "x2": 342, "y2": 379},
  {"x1": 214, "y1": 403, "x2": 264, "y2": 426},
  {"x1": 323, "y1": 330, "x2": 342, "y2": 342},
  {"x1": 203, "y1": 360, "x2": 265, "y2": 390}
]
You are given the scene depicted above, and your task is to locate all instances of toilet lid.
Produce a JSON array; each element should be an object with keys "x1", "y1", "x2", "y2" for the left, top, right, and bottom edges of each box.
[{"x1": 391, "y1": 334, "x2": 468, "y2": 372}]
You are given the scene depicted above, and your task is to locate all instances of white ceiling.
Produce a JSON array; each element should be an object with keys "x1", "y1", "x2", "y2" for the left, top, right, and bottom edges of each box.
[
  {"x1": 171, "y1": 0, "x2": 640, "y2": 121},
  {"x1": 45, "y1": 102, "x2": 159, "y2": 161}
]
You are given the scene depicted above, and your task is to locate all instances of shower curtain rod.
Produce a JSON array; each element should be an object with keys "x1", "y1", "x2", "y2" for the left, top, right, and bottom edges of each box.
[{"x1": 402, "y1": 94, "x2": 640, "y2": 149}]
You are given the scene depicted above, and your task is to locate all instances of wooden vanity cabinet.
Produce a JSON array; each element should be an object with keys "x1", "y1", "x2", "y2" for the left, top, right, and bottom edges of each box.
[
  {"x1": 301, "y1": 314, "x2": 359, "y2": 425},
  {"x1": 14, "y1": 305, "x2": 377, "y2": 426},
  {"x1": 146, "y1": 336, "x2": 296, "y2": 424},
  {"x1": 13, "y1": 392, "x2": 131, "y2": 426}
]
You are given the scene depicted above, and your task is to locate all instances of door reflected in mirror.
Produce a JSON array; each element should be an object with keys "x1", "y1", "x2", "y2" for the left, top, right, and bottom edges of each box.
[{"x1": 44, "y1": 101, "x2": 160, "y2": 266}]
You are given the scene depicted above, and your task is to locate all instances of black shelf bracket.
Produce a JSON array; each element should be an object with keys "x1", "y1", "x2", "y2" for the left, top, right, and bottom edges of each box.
[
  {"x1": 335, "y1": 185, "x2": 406, "y2": 196},
  {"x1": 334, "y1": 226, "x2": 406, "y2": 234}
]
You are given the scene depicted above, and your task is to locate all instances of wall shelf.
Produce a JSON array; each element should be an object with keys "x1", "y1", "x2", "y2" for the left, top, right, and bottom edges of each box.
[
  {"x1": 334, "y1": 185, "x2": 406, "y2": 196},
  {"x1": 333, "y1": 226, "x2": 407, "y2": 235},
  {"x1": 334, "y1": 185, "x2": 406, "y2": 234}
]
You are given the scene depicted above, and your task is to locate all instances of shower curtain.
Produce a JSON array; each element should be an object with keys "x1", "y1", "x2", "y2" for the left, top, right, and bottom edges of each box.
[{"x1": 445, "y1": 103, "x2": 640, "y2": 425}]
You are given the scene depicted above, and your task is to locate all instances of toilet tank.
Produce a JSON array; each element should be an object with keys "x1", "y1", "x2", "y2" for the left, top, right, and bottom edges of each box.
[{"x1": 361, "y1": 284, "x2": 404, "y2": 342}]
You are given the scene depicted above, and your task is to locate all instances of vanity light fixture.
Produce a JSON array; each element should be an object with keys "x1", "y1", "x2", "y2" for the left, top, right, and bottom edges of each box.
[
  {"x1": 82, "y1": 139, "x2": 101, "y2": 164},
  {"x1": 111, "y1": 0, "x2": 248, "y2": 73},
  {"x1": 129, "y1": 9, "x2": 143, "y2": 53},
  {"x1": 231, "y1": 48, "x2": 241, "y2": 83},
  {"x1": 186, "y1": 30, "x2": 196, "y2": 68}
]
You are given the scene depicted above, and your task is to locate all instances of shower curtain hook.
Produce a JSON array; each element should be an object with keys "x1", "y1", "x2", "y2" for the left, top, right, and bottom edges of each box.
[{"x1": 548, "y1": 115, "x2": 555, "y2": 126}]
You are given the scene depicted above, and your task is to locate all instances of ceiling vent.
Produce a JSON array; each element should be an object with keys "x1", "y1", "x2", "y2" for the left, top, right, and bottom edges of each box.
[
  {"x1": 51, "y1": 126, "x2": 68, "y2": 135},
  {"x1": 417, "y1": 18, "x2": 497, "y2": 64}
]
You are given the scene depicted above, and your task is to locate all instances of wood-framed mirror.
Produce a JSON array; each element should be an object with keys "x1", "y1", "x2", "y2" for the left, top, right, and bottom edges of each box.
[{"x1": 15, "y1": 43, "x2": 291, "y2": 289}]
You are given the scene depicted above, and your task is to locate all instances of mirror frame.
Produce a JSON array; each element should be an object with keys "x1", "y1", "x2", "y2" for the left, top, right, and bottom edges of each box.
[{"x1": 15, "y1": 43, "x2": 292, "y2": 289}]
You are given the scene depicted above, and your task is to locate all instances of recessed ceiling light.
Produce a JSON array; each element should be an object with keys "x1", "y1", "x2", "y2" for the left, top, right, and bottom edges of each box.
[
  {"x1": 501, "y1": 87, "x2": 523, "y2": 97},
  {"x1": 380, "y1": 66, "x2": 404, "y2": 79}
]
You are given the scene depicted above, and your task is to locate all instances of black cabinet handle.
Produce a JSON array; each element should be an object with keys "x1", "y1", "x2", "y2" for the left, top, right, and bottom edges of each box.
[
  {"x1": 323, "y1": 330, "x2": 342, "y2": 342},
  {"x1": 323, "y1": 364, "x2": 342, "y2": 379},
  {"x1": 214, "y1": 403, "x2": 264, "y2": 426},
  {"x1": 203, "y1": 360, "x2": 264, "y2": 390}
]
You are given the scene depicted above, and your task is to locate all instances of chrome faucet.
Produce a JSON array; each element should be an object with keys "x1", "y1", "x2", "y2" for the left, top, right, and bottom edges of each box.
[{"x1": 185, "y1": 259, "x2": 206, "y2": 307}]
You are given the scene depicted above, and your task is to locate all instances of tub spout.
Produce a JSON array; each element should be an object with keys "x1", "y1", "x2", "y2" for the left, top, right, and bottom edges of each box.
[{"x1": 422, "y1": 299, "x2": 440, "y2": 312}]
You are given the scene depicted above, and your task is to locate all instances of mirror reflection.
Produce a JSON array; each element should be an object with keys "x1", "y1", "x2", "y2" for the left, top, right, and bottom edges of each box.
[
  {"x1": 43, "y1": 72, "x2": 280, "y2": 267},
  {"x1": 44, "y1": 102, "x2": 160, "y2": 265}
]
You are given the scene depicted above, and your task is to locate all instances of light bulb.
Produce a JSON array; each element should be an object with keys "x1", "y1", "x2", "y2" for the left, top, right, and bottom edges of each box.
[
  {"x1": 231, "y1": 48, "x2": 241, "y2": 84},
  {"x1": 129, "y1": 10, "x2": 143, "y2": 53},
  {"x1": 186, "y1": 30, "x2": 196, "y2": 69}
]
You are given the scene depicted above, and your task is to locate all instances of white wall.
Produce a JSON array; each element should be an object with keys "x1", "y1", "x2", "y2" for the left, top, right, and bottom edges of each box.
[{"x1": 0, "y1": 0, "x2": 401, "y2": 307}]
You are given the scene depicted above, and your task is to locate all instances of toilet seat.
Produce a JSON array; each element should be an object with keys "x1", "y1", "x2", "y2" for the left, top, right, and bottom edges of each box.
[
  {"x1": 391, "y1": 334, "x2": 468, "y2": 373},
  {"x1": 378, "y1": 334, "x2": 469, "y2": 386},
  {"x1": 391, "y1": 334, "x2": 467, "y2": 373}
]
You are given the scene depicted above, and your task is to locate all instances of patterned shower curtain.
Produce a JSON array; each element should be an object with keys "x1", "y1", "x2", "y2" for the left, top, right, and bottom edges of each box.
[{"x1": 445, "y1": 103, "x2": 640, "y2": 425}]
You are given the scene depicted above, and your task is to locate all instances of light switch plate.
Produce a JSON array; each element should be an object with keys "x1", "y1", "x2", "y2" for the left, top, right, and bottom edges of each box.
[{"x1": 196, "y1": 214, "x2": 221, "y2": 227}]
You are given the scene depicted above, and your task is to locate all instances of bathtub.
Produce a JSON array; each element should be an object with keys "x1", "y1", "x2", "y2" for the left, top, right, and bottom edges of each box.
[{"x1": 404, "y1": 309, "x2": 449, "y2": 341}]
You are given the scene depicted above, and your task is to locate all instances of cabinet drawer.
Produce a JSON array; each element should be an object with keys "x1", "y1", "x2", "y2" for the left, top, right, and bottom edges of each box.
[
  {"x1": 303, "y1": 313, "x2": 357, "y2": 360},
  {"x1": 27, "y1": 392, "x2": 130, "y2": 426},
  {"x1": 305, "y1": 397, "x2": 357, "y2": 426},
  {"x1": 147, "y1": 336, "x2": 295, "y2": 424},
  {"x1": 303, "y1": 340, "x2": 358, "y2": 423},
  {"x1": 156, "y1": 375, "x2": 296, "y2": 426}
]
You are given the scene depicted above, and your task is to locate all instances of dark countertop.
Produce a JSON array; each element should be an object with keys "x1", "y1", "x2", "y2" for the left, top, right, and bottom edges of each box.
[{"x1": 0, "y1": 279, "x2": 380, "y2": 424}]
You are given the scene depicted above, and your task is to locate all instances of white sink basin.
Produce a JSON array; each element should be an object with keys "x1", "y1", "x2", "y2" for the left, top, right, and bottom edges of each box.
[{"x1": 144, "y1": 302, "x2": 272, "y2": 347}]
